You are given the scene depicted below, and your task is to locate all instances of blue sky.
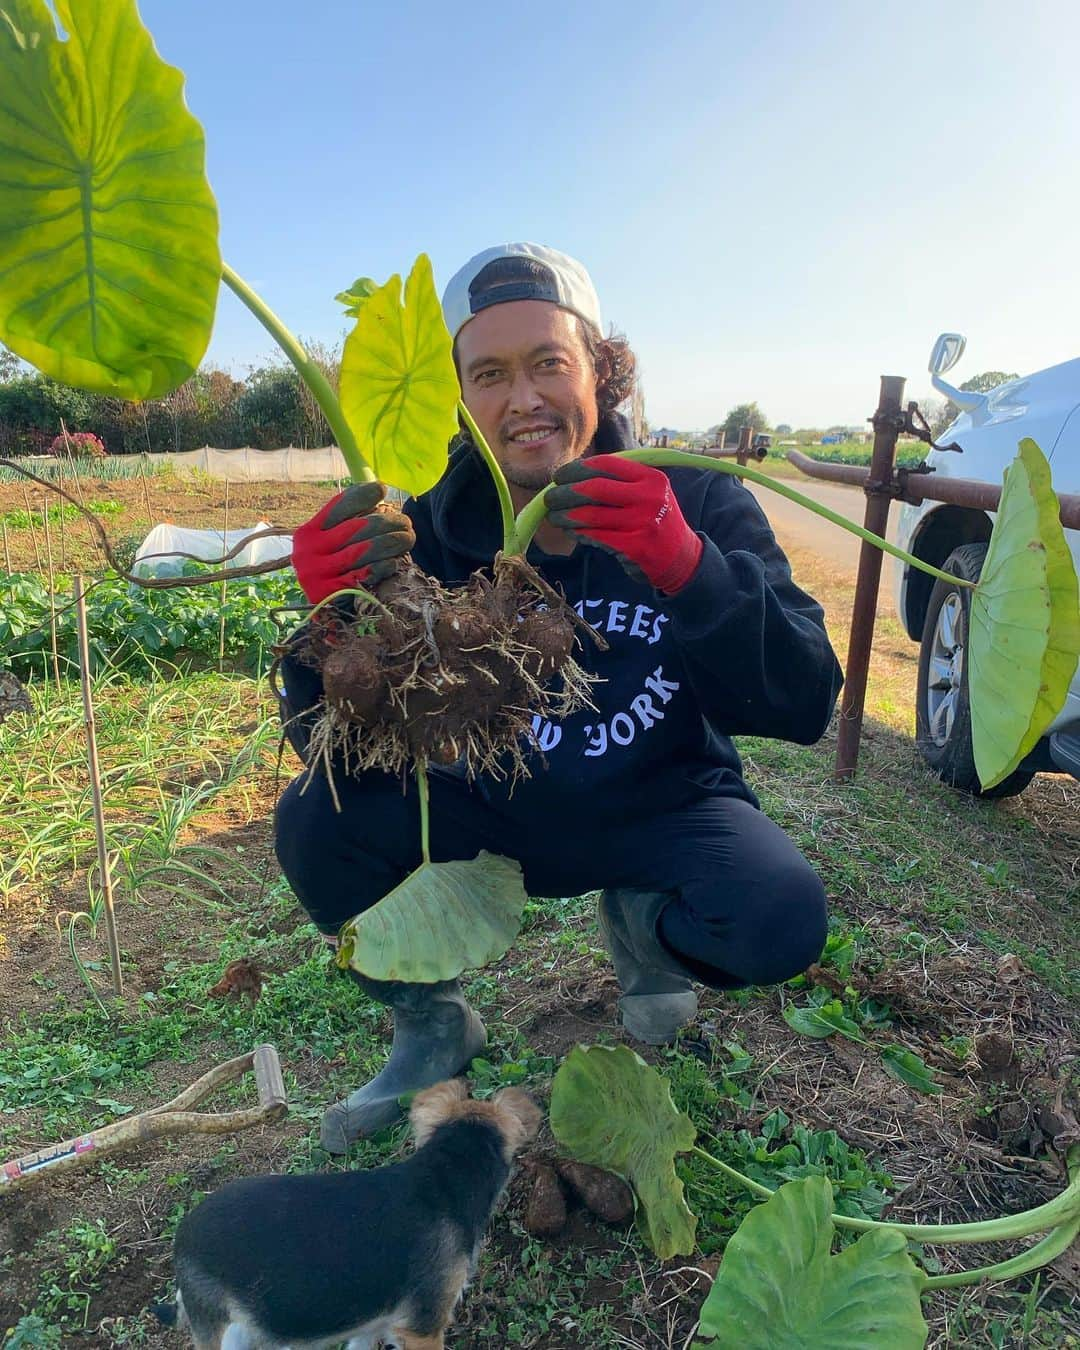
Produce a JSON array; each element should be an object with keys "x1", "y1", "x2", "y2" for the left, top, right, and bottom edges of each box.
[{"x1": 142, "y1": 0, "x2": 1080, "y2": 431}]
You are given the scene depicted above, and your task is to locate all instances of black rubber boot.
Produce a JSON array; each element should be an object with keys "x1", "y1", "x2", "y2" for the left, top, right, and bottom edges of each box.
[
  {"x1": 320, "y1": 975, "x2": 486, "y2": 1153},
  {"x1": 598, "y1": 889, "x2": 698, "y2": 1045}
]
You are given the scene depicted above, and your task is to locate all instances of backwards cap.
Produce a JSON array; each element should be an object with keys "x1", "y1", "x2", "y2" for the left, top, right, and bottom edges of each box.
[{"x1": 441, "y1": 243, "x2": 602, "y2": 341}]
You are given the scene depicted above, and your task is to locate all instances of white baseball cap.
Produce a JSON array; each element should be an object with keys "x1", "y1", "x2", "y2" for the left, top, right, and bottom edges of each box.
[{"x1": 441, "y1": 243, "x2": 602, "y2": 341}]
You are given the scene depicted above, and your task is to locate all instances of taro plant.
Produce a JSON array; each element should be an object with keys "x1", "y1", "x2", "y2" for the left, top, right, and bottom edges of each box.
[
  {"x1": 1, "y1": 0, "x2": 1078, "y2": 993},
  {"x1": 550, "y1": 1045, "x2": 1080, "y2": 1348}
]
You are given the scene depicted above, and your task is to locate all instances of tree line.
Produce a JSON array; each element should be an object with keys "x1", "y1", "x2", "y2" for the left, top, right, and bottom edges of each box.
[{"x1": 0, "y1": 341, "x2": 341, "y2": 456}]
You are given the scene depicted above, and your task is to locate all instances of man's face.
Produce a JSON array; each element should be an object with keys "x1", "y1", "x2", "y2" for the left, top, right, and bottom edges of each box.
[{"x1": 456, "y1": 301, "x2": 599, "y2": 492}]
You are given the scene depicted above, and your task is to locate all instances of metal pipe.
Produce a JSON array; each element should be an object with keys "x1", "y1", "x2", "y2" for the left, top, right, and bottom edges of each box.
[
  {"x1": 787, "y1": 450, "x2": 1080, "y2": 528},
  {"x1": 835, "y1": 377, "x2": 906, "y2": 780}
]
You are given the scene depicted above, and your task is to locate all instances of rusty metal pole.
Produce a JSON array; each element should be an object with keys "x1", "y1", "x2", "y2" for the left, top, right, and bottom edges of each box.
[{"x1": 834, "y1": 376, "x2": 906, "y2": 780}]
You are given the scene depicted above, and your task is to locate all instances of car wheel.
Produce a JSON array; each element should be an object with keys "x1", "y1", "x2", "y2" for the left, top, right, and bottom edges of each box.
[{"x1": 915, "y1": 542, "x2": 1035, "y2": 799}]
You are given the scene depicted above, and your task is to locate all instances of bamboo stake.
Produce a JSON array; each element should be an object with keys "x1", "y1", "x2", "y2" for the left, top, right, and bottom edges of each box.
[
  {"x1": 57, "y1": 460, "x2": 67, "y2": 571},
  {"x1": 218, "y1": 478, "x2": 230, "y2": 671},
  {"x1": 140, "y1": 456, "x2": 154, "y2": 529},
  {"x1": 21, "y1": 484, "x2": 43, "y2": 570},
  {"x1": 74, "y1": 575, "x2": 123, "y2": 998},
  {"x1": 60, "y1": 420, "x2": 87, "y2": 506},
  {"x1": 2, "y1": 519, "x2": 10, "y2": 574},
  {"x1": 42, "y1": 499, "x2": 60, "y2": 691}
]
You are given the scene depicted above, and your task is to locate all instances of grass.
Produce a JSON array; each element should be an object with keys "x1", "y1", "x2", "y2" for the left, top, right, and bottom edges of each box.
[
  {"x1": 0, "y1": 671, "x2": 275, "y2": 915},
  {"x1": 1, "y1": 538, "x2": 1078, "y2": 1347}
]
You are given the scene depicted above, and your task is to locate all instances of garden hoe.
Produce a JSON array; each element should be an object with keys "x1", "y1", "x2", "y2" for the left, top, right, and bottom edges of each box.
[{"x1": 0, "y1": 1045, "x2": 287, "y2": 1194}]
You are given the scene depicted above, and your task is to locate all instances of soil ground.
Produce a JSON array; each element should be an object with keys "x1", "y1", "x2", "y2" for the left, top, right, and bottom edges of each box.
[{"x1": 1, "y1": 473, "x2": 1078, "y2": 1349}]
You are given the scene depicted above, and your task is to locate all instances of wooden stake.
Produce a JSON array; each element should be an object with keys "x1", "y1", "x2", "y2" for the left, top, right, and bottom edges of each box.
[
  {"x1": 42, "y1": 499, "x2": 60, "y2": 691},
  {"x1": 218, "y1": 478, "x2": 230, "y2": 671},
  {"x1": 2, "y1": 519, "x2": 10, "y2": 574},
  {"x1": 74, "y1": 575, "x2": 124, "y2": 999},
  {"x1": 21, "y1": 484, "x2": 43, "y2": 570}
]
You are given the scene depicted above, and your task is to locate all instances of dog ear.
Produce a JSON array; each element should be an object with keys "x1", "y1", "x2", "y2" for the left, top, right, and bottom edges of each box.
[
  {"x1": 410, "y1": 1078, "x2": 469, "y2": 1146},
  {"x1": 491, "y1": 1087, "x2": 543, "y2": 1154}
]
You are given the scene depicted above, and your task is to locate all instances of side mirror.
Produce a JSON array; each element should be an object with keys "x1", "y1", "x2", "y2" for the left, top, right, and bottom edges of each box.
[{"x1": 928, "y1": 333, "x2": 966, "y2": 376}]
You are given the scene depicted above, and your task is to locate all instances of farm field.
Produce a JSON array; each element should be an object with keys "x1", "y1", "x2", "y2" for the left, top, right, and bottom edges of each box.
[{"x1": 0, "y1": 479, "x2": 1078, "y2": 1349}]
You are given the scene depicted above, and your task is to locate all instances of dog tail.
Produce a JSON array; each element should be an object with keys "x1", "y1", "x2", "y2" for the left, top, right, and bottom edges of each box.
[{"x1": 152, "y1": 1300, "x2": 178, "y2": 1327}]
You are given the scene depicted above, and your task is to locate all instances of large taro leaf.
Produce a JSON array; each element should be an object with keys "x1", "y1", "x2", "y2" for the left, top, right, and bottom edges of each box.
[
  {"x1": 336, "y1": 852, "x2": 526, "y2": 984},
  {"x1": 0, "y1": 0, "x2": 220, "y2": 398},
  {"x1": 339, "y1": 253, "x2": 459, "y2": 497},
  {"x1": 970, "y1": 439, "x2": 1080, "y2": 789},
  {"x1": 693, "y1": 1176, "x2": 928, "y2": 1349},
  {"x1": 549, "y1": 1044, "x2": 698, "y2": 1259}
]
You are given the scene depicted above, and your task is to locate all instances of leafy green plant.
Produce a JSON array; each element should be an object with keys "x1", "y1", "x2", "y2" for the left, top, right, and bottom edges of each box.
[
  {"x1": 781, "y1": 986, "x2": 942, "y2": 1095},
  {"x1": 693, "y1": 1177, "x2": 928, "y2": 1349},
  {"x1": 549, "y1": 1045, "x2": 1080, "y2": 1343},
  {"x1": 0, "y1": 570, "x2": 301, "y2": 680},
  {"x1": 0, "y1": 499, "x2": 120, "y2": 531}
]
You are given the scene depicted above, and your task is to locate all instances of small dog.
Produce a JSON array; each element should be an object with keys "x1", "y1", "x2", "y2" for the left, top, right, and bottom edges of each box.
[{"x1": 156, "y1": 1079, "x2": 541, "y2": 1349}]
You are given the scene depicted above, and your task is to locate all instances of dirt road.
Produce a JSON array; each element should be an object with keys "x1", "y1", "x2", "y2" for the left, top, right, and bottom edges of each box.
[
  {"x1": 745, "y1": 476, "x2": 907, "y2": 624},
  {"x1": 745, "y1": 476, "x2": 900, "y2": 577}
]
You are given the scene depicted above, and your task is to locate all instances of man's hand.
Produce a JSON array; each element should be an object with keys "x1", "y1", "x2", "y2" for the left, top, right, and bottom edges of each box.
[
  {"x1": 291, "y1": 481, "x2": 416, "y2": 605},
  {"x1": 546, "y1": 455, "x2": 704, "y2": 594}
]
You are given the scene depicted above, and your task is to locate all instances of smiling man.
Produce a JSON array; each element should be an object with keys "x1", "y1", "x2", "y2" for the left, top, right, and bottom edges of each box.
[{"x1": 277, "y1": 243, "x2": 844, "y2": 1152}]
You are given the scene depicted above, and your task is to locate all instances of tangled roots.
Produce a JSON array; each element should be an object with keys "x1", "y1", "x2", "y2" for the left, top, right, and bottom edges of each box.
[{"x1": 293, "y1": 555, "x2": 602, "y2": 792}]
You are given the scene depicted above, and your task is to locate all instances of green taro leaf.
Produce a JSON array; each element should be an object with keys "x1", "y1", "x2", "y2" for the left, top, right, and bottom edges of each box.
[
  {"x1": 339, "y1": 253, "x2": 460, "y2": 497},
  {"x1": 549, "y1": 1044, "x2": 698, "y2": 1258},
  {"x1": 336, "y1": 851, "x2": 525, "y2": 983},
  {"x1": 693, "y1": 1177, "x2": 928, "y2": 1349},
  {"x1": 0, "y1": 0, "x2": 221, "y2": 398},
  {"x1": 970, "y1": 438, "x2": 1080, "y2": 789},
  {"x1": 334, "y1": 276, "x2": 378, "y2": 316},
  {"x1": 880, "y1": 1046, "x2": 942, "y2": 1096},
  {"x1": 783, "y1": 999, "x2": 862, "y2": 1042}
]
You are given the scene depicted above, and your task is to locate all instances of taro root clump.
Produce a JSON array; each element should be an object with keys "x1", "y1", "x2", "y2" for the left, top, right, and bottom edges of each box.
[{"x1": 295, "y1": 554, "x2": 598, "y2": 786}]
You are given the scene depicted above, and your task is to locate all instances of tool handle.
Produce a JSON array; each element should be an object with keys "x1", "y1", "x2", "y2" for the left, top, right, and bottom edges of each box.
[{"x1": 254, "y1": 1043, "x2": 287, "y2": 1112}]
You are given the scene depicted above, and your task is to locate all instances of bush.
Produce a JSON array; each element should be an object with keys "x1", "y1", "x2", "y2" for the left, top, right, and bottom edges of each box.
[{"x1": 48, "y1": 430, "x2": 106, "y2": 458}]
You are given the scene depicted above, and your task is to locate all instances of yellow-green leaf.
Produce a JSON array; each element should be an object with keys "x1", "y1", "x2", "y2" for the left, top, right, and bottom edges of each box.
[
  {"x1": 0, "y1": 0, "x2": 221, "y2": 398},
  {"x1": 336, "y1": 852, "x2": 526, "y2": 983},
  {"x1": 334, "y1": 276, "x2": 378, "y2": 317},
  {"x1": 339, "y1": 253, "x2": 460, "y2": 497},
  {"x1": 550, "y1": 1044, "x2": 698, "y2": 1259},
  {"x1": 970, "y1": 439, "x2": 1080, "y2": 789}
]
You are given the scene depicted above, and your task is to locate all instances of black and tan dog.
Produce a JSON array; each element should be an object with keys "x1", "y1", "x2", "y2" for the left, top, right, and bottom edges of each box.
[{"x1": 156, "y1": 1079, "x2": 541, "y2": 1348}]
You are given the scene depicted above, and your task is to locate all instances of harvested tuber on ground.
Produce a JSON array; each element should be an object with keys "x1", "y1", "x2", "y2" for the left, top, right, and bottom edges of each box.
[
  {"x1": 524, "y1": 1163, "x2": 569, "y2": 1238},
  {"x1": 555, "y1": 1159, "x2": 635, "y2": 1224}
]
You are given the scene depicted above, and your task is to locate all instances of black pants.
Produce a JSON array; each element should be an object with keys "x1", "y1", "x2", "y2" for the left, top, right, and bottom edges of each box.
[{"x1": 274, "y1": 766, "x2": 827, "y2": 990}]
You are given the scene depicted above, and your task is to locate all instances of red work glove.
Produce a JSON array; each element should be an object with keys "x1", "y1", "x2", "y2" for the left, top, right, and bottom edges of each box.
[
  {"x1": 546, "y1": 455, "x2": 704, "y2": 594},
  {"x1": 291, "y1": 481, "x2": 415, "y2": 605}
]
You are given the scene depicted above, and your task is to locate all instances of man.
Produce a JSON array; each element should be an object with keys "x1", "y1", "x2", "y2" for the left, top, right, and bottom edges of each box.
[{"x1": 278, "y1": 243, "x2": 843, "y2": 1153}]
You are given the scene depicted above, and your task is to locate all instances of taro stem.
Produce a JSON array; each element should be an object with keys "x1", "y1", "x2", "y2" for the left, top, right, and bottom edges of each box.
[
  {"x1": 416, "y1": 761, "x2": 431, "y2": 865},
  {"x1": 458, "y1": 402, "x2": 517, "y2": 554},
  {"x1": 690, "y1": 1142, "x2": 1080, "y2": 1249},
  {"x1": 221, "y1": 264, "x2": 375, "y2": 486},
  {"x1": 511, "y1": 449, "x2": 976, "y2": 591}
]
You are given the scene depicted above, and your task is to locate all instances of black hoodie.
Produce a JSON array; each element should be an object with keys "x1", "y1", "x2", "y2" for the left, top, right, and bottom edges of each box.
[{"x1": 400, "y1": 418, "x2": 843, "y2": 825}]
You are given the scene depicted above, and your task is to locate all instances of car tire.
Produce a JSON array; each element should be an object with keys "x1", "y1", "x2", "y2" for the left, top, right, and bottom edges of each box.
[{"x1": 915, "y1": 542, "x2": 1035, "y2": 799}]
